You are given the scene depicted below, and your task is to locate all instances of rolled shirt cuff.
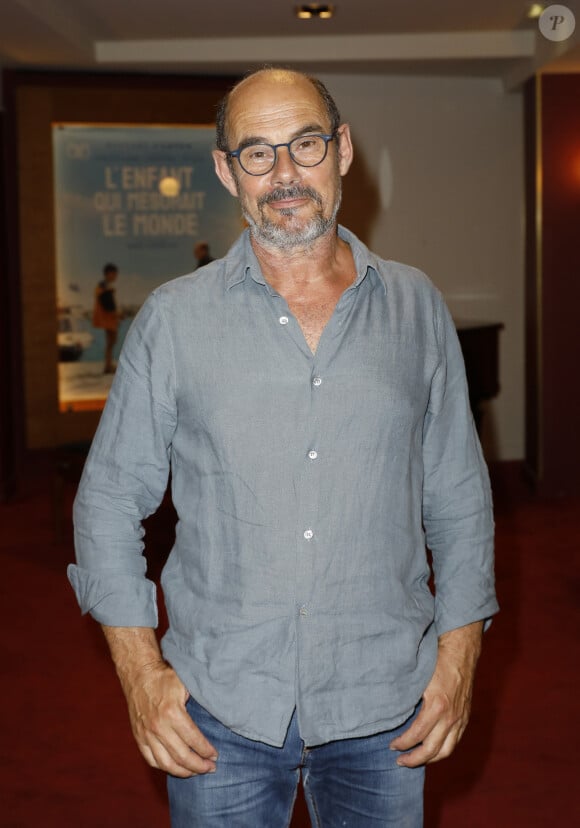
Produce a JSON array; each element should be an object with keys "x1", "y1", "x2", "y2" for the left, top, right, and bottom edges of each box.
[{"x1": 67, "y1": 564, "x2": 159, "y2": 627}]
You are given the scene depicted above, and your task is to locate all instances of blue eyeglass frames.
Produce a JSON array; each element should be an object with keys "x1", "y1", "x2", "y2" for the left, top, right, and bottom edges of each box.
[{"x1": 226, "y1": 132, "x2": 337, "y2": 176}]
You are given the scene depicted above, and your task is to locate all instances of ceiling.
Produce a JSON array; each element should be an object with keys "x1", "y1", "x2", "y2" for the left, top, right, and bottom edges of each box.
[{"x1": 0, "y1": 0, "x2": 579, "y2": 89}]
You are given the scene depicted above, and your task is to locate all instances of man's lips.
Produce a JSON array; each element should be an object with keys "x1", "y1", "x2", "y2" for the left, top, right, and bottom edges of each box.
[
  {"x1": 268, "y1": 196, "x2": 309, "y2": 209},
  {"x1": 258, "y1": 187, "x2": 321, "y2": 211}
]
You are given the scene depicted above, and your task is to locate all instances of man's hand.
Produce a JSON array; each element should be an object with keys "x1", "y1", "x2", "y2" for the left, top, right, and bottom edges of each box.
[
  {"x1": 389, "y1": 620, "x2": 484, "y2": 767},
  {"x1": 102, "y1": 626, "x2": 218, "y2": 778}
]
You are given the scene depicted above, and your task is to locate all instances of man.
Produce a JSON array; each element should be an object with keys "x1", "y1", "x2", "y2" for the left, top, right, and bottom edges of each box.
[
  {"x1": 92, "y1": 262, "x2": 119, "y2": 374},
  {"x1": 69, "y1": 68, "x2": 498, "y2": 827}
]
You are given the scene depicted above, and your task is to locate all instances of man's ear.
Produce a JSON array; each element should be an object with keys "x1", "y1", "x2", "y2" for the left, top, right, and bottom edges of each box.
[
  {"x1": 212, "y1": 150, "x2": 239, "y2": 197},
  {"x1": 336, "y1": 124, "x2": 354, "y2": 177}
]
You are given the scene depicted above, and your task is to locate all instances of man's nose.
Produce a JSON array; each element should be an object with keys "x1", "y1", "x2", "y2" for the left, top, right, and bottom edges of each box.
[{"x1": 271, "y1": 146, "x2": 300, "y2": 183}]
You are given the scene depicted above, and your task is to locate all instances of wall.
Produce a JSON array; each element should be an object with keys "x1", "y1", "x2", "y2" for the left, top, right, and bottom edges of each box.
[{"x1": 322, "y1": 73, "x2": 525, "y2": 461}]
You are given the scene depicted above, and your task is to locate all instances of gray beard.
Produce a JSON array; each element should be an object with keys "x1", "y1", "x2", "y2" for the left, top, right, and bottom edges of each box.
[{"x1": 241, "y1": 182, "x2": 342, "y2": 253}]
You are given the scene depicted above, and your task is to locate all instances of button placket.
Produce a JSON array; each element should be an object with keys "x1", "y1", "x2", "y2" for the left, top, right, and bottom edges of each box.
[
  {"x1": 302, "y1": 364, "x2": 324, "y2": 554},
  {"x1": 296, "y1": 363, "x2": 325, "y2": 625}
]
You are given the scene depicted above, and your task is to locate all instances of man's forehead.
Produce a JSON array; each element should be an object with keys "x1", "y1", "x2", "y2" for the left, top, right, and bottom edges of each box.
[{"x1": 227, "y1": 72, "x2": 329, "y2": 138}]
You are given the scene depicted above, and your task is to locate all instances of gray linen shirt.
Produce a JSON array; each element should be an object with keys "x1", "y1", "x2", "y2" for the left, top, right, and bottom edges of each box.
[{"x1": 69, "y1": 226, "x2": 498, "y2": 748}]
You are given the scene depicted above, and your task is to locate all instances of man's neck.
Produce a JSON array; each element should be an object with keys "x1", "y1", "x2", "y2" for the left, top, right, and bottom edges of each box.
[{"x1": 250, "y1": 226, "x2": 354, "y2": 294}]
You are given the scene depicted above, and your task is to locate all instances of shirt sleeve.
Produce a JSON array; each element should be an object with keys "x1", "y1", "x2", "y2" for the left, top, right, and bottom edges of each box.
[
  {"x1": 67, "y1": 291, "x2": 177, "y2": 627},
  {"x1": 422, "y1": 293, "x2": 499, "y2": 637}
]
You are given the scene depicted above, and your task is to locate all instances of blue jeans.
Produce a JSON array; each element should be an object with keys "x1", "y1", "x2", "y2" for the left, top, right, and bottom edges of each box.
[{"x1": 167, "y1": 697, "x2": 424, "y2": 827}]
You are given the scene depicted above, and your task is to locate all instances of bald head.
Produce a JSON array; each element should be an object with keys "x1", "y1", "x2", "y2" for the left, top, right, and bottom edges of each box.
[{"x1": 215, "y1": 68, "x2": 341, "y2": 152}]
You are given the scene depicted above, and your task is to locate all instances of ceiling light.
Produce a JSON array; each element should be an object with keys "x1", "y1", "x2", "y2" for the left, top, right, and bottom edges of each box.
[
  {"x1": 527, "y1": 3, "x2": 545, "y2": 18},
  {"x1": 295, "y1": 4, "x2": 335, "y2": 20}
]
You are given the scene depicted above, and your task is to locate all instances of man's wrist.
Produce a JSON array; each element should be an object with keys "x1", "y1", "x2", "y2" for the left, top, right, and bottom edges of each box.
[
  {"x1": 437, "y1": 620, "x2": 484, "y2": 661},
  {"x1": 102, "y1": 625, "x2": 165, "y2": 684}
]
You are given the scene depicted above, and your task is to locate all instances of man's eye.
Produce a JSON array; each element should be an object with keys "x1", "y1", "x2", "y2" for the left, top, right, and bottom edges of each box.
[
  {"x1": 247, "y1": 147, "x2": 270, "y2": 161},
  {"x1": 296, "y1": 137, "x2": 318, "y2": 151}
]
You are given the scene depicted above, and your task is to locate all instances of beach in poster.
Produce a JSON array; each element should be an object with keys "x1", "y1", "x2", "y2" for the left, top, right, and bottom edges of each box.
[{"x1": 53, "y1": 123, "x2": 243, "y2": 412}]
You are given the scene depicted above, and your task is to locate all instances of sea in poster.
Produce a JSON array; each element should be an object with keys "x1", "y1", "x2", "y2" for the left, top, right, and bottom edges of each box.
[{"x1": 53, "y1": 124, "x2": 244, "y2": 412}]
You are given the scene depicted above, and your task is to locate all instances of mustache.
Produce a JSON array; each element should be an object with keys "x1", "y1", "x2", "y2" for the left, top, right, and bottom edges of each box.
[{"x1": 258, "y1": 186, "x2": 323, "y2": 208}]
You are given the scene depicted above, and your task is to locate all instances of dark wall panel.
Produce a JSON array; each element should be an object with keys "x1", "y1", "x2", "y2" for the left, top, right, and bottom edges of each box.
[{"x1": 526, "y1": 74, "x2": 580, "y2": 497}]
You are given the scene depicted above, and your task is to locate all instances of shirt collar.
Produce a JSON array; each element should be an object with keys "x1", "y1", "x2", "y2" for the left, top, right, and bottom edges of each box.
[
  {"x1": 224, "y1": 225, "x2": 384, "y2": 294},
  {"x1": 336, "y1": 225, "x2": 385, "y2": 293}
]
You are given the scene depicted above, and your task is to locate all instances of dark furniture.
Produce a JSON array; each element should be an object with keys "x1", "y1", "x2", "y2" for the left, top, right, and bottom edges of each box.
[{"x1": 455, "y1": 321, "x2": 503, "y2": 435}]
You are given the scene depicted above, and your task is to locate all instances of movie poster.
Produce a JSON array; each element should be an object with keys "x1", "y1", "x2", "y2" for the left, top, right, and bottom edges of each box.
[{"x1": 53, "y1": 124, "x2": 243, "y2": 412}]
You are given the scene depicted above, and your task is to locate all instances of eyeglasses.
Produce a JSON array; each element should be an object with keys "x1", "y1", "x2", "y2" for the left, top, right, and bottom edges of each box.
[{"x1": 227, "y1": 133, "x2": 336, "y2": 176}]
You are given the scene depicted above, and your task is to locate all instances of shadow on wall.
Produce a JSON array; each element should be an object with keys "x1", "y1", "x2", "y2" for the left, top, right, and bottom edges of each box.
[{"x1": 339, "y1": 139, "x2": 381, "y2": 245}]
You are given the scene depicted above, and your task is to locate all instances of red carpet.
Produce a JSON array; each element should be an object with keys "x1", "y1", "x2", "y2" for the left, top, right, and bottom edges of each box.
[{"x1": 1, "y1": 459, "x2": 579, "y2": 827}]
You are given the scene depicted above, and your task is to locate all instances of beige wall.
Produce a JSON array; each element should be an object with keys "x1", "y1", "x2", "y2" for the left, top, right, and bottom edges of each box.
[{"x1": 323, "y1": 73, "x2": 525, "y2": 461}]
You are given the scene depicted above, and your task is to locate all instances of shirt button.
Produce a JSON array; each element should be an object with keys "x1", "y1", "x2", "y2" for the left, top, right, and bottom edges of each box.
[
  {"x1": 312, "y1": 376, "x2": 322, "y2": 387},
  {"x1": 308, "y1": 450, "x2": 318, "y2": 460},
  {"x1": 279, "y1": 316, "x2": 289, "y2": 325},
  {"x1": 299, "y1": 606, "x2": 309, "y2": 617},
  {"x1": 303, "y1": 529, "x2": 314, "y2": 540}
]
